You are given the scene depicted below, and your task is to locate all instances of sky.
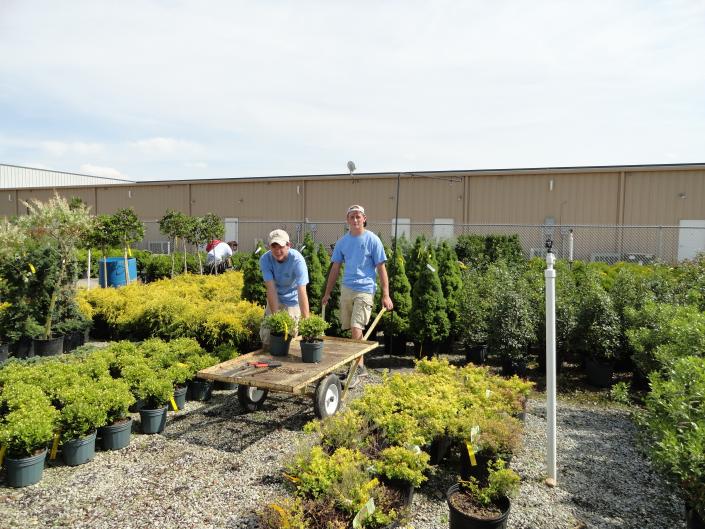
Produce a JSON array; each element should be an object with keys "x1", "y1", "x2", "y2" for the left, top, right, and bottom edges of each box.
[{"x1": 1, "y1": 1, "x2": 704, "y2": 182}]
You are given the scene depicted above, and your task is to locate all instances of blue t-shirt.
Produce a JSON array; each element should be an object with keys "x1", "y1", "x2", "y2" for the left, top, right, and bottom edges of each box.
[
  {"x1": 259, "y1": 248, "x2": 309, "y2": 307},
  {"x1": 331, "y1": 231, "x2": 387, "y2": 294}
]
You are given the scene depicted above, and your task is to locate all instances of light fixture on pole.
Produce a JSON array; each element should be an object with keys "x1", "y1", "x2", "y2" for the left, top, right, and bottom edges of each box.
[{"x1": 347, "y1": 161, "x2": 356, "y2": 176}]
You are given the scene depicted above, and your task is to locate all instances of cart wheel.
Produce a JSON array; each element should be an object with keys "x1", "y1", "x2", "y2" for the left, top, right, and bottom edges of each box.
[
  {"x1": 238, "y1": 385, "x2": 268, "y2": 411},
  {"x1": 314, "y1": 374, "x2": 342, "y2": 419}
]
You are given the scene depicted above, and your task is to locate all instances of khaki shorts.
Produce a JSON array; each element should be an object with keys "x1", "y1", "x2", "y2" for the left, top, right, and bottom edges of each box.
[
  {"x1": 259, "y1": 304, "x2": 301, "y2": 347},
  {"x1": 340, "y1": 286, "x2": 374, "y2": 331}
]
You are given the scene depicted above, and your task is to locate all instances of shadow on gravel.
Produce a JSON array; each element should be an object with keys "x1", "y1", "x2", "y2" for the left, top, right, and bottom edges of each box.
[{"x1": 160, "y1": 390, "x2": 316, "y2": 453}]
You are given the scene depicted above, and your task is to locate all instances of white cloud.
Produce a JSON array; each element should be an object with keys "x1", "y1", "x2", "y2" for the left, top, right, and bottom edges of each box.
[
  {"x1": 1, "y1": 2, "x2": 704, "y2": 179},
  {"x1": 41, "y1": 141, "x2": 104, "y2": 157},
  {"x1": 79, "y1": 164, "x2": 128, "y2": 180},
  {"x1": 131, "y1": 138, "x2": 204, "y2": 157}
]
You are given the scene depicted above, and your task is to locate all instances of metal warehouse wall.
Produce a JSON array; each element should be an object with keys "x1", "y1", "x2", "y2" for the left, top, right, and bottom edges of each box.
[{"x1": 3, "y1": 165, "x2": 705, "y2": 258}]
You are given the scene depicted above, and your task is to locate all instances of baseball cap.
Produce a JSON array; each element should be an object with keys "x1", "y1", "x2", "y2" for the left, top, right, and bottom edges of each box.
[
  {"x1": 268, "y1": 229, "x2": 290, "y2": 246},
  {"x1": 346, "y1": 204, "x2": 365, "y2": 216}
]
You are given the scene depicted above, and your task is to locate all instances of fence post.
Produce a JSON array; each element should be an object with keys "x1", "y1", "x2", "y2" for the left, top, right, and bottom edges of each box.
[{"x1": 657, "y1": 226, "x2": 663, "y2": 261}]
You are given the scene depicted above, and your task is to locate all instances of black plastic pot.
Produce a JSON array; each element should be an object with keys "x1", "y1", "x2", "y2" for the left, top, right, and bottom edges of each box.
[
  {"x1": 99, "y1": 417, "x2": 132, "y2": 451},
  {"x1": 187, "y1": 379, "x2": 213, "y2": 401},
  {"x1": 11, "y1": 338, "x2": 34, "y2": 359},
  {"x1": 173, "y1": 386, "x2": 187, "y2": 411},
  {"x1": 501, "y1": 357, "x2": 528, "y2": 377},
  {"x1": 139, "y1": 406, "x2": 167, "y2": 434},
  {"x1": 4, "y1": 449, "x2": 47, "y2": 488},
  {"x1": 429, "y1": 435, "x2": 453, "y2": 465},
  {"x1": 0, "y1": 342, "x2": 8, "y2": 363},
  {"x1": 301, "y1": 340, "x2": 323, "y2": 363},
  {"x1": 447, "y1": 483, "x2": 511, "y2": 529},
  {"x1": 466, "y1": 344, "x2": 488, "y2": 365},
  {"x1": 687, "y1": 504, "x2": 705, "y2": 529},
  {"x1": 33, "y1": 336, "x2": 64, "y2": 356},
  {"x1": 63, "y1": 329, "x2": 88, "y2": 353},
  {"x1": 585, "y1": 357, "x2": 614, "y2": 388},
  {"x1": 62, "y1": 431, "x2": 97, "y2": 466},
  {"x1": 269, "y1": 333, "x2": 292, "y2": 356}
]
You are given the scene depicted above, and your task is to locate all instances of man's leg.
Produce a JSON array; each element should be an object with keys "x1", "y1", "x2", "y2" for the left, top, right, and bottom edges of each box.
[{"x1": 350, "y1": 291, "x2": 374, "y2": 370}]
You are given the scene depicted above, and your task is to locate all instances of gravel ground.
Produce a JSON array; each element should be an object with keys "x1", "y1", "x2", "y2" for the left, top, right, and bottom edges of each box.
[{"x1": 0, "y1": 352, "x2": 687, "y2": 529}]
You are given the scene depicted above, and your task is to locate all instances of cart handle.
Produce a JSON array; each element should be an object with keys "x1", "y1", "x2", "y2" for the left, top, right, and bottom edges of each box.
[{"x1": 363, "y1": 307, "x2": 387, "y2": 341}]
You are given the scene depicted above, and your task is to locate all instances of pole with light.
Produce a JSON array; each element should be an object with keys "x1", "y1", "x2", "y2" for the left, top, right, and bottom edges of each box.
[{"x1": 544, "y1": 237, "x2": 557, "y2": 487}]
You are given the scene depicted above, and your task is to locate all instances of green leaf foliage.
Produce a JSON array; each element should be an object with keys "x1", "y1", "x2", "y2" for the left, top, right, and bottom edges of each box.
[{"x1": 409, "y1": 248, "x2": 450, "y2": 346}]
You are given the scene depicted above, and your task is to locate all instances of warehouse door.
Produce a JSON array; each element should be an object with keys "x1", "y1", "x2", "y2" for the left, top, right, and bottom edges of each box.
[
  {"x1": 225, "y1": 218, "x2": 239, "y2": 246},
  {"x1": 678, "y1": 220, "x2": 705, "y2": 261}
]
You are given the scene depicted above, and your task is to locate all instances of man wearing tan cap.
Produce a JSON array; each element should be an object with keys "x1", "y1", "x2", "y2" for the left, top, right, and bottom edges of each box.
[
  {"x1": 322, "y1": 205, "x2": 393, "y2": 374},
  {"x1": 259, "y1": 229, "x2": 310, "y2": 347}
]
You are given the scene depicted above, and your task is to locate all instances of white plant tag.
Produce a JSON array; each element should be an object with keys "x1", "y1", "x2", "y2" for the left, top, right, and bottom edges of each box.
[
  {"x1": 352, "y1": 498, "x2": 376, "y2": 528},
  {"x1": 426, "y1": 263, "x2": 436, "y2": 272},
  {"x1": 255, "y1": 247, "x2": 261, "y2": 254},
  {"x1": 300, "y1": 244, "x2": 305, "y2": 251},
  {"x1": 470, "y1": 425, "x2": 480, "y2": 443},
  {"x1": 486, "y1": 389, "x2": 492, "y2": 398}
]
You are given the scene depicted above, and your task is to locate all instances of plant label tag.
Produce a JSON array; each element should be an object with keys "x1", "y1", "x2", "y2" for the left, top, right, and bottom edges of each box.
[
  {"x1": 300, "y1": 244, "x2": 305, "y2": 251},
  {"x1": 486, "y1": 389, "x2": 492, "y2": 398},
  {"x1": 0, "y1": 445, "x2": 6, "y2": 466},
  {"x1": 352, "y1": 498, "x2": 376, "y2": 528},
  {"x1": 50, "y1": 431, "x2": 60, "y2": 460},
  {"x1": 465, "y1": 441, "x2": 477, "y2": 467},
  {"x1": 283, "y1": 322, "x2": 289, "y2": 342},
  {"x1": 128, "y1": 247, "x2": 132, "y2": 257},
  {"x1": 255, "y1": 247, "x2": 261, "y2": 254},
  {"x1": 426, "y1": 263, "x2": 436, "y2": 272},
  {"x1": 28, "y1": 263, "x2": 36, "y2": 274},
  {"x1": 170, "y1": 396, "x2": 179, "y2": 411},
  {"x1": 470, "y1": 425, "x2": 480, "y2": 443}
]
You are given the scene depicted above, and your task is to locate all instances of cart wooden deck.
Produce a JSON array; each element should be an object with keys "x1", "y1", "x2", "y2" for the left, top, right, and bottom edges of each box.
[{"x1": 197, "y1": 336, "x2": 377, "y2": 393}]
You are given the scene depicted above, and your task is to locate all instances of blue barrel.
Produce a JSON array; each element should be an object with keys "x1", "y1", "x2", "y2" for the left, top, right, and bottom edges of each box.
[{"x1": 98, "y1": 257, "x2": 137, "y2": 287}]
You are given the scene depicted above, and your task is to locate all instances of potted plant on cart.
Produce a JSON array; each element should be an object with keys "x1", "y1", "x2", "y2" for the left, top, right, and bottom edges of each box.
[
  {"x1": 0, "y1": 383, "x2": 59, "y2": 487},
  {"x1": 447, "y1": 459, "x2": 520, "y2": 529},
  {"x1": 298, "y1": 314, "x2": 329, "y2": 363},
  {"x1": 263, "y1": 311, "x2": 296, "y2": 356}
]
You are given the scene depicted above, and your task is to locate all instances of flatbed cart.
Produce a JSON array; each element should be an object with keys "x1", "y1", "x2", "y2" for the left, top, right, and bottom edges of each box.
[{"x1": 196, "y1": 335, "x2": 379, "y2": 418}]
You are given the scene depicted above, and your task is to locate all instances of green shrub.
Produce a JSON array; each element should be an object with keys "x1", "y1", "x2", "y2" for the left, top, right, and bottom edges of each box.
[
  {"x1": 0, "y1": 397, "x2": 59, "y2": 458},
  {"x1": 574, "y1": 271, "x2": 620, "y2": 362},
  {"x1": 640, "y1": 356, "x2": 705, "y2": 518},
  {"x1": 375, "y1": 446, "x2": 430, "y2": 487},
  {"x1": 263, "y1": 311, "x2": 296, "y2": 337},
  {"x1": 298, "y1": 314, "x2": 329, "y2": 341},
  {"x1": 96, "y1": 378, "x2": 135, "y2": 424},
  {"x1": 458, "y1": 459, "x2": 520, "y2": 507}
]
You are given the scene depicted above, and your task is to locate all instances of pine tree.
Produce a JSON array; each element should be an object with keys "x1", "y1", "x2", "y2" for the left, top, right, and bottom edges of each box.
[
  {"x1": 302, "y1": 234, "x2": 325, "y2": 312},
  {"x1": 409, "y1": 247, "x2": 450, "y2": 357},
  {"x1": 437, "y1": 240, "x2": 463, "y2": 340},
  {"x1": 382, "y1": 247, "x2": 412, "y2": 352},
  {"x1": 242, "y1": 241, "x2": 267, "y2": 306},
  {"x1": 405, "y1": 234, "x2": 427, "y2": 289}
]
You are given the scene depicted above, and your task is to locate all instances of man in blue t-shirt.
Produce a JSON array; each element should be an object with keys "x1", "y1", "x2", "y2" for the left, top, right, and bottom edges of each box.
[
  {"x1": 322, "y1": 205, "x2": 393, "y2": 372},
  {"x1": 259, "y1": 229, "x2": 310, "y2": 347}
]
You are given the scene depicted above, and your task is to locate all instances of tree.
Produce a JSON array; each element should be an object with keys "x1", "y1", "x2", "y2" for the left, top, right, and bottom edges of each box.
[
  {"x1": 19, "y1": 194, "x2": 93, "y2": 339},
  {"x1": 436, "y1": 240, "x2": 463, "y2": 340},
  {"x1": 301, "y1": 233, "x2": 325, "y2": 311},
  {"x1": 381, "y1": 247, "x2": 412, "y2": 353},
  {"x1": 110, "y1": 208, "x2": 145, "y2": 285},
  {"x1": 405, "y1": 234, "x2": 427, "y2": 289},
  {"x1": 409, "y1": 247, "x2": 450, "y2": 356},
  {"x1": 86, "y1": 214, "x2": 120, "y2": 287},
  {"x1": 242, "y1": 241, "x2": 267, "y2": 306},
  {"x1": 159, "y1": 210, "x2": 189, "y2": 277}
]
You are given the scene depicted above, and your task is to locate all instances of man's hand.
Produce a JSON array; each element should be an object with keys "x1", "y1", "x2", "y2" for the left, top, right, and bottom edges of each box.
[
  {"x1": 382, "y1": 294, "x2": 393, "y2": 311},
  {"x1": 321, "y1": 293, "x2": 330, "y2": 306}
]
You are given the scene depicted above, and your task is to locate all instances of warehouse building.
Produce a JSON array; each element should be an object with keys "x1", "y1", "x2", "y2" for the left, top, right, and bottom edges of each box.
[{"x1": 2, "y1": 162, "x2": 704, "y2": 262}]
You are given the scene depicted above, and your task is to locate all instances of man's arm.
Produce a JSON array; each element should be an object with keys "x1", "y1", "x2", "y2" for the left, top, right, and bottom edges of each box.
[
  {"x1": 321, "y1": 262, "x2": 342, "y2": 306},
  {"x1": 377, "y1": 262, "x2": 393, "y2": 310},
  {"x1": 297, "y1": 285, "x2": 310, "y2": 318},
  {"x1": 265, "y1": 280, "x2": 279, "y2": 313}
]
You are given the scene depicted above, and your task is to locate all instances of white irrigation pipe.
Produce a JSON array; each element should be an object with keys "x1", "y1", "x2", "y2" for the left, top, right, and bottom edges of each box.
[{"x1": 545, "y1": 247, "x2": 557, "y2": 487}]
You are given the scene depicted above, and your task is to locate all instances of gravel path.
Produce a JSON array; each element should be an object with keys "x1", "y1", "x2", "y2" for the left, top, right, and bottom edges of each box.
[{"x1": 0, "y1": 364, "x2": 687, "y2": 529}]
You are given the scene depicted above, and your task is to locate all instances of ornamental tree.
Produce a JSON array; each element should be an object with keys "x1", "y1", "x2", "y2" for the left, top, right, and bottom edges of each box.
[{"x1": 409, "y1": 247, "x2": 450, "y2": 354}]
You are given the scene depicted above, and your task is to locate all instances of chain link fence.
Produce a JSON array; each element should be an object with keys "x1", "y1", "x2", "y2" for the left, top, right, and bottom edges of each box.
[{"x1": 135, "y1": 220, "x2": 700, "y2": 265}]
